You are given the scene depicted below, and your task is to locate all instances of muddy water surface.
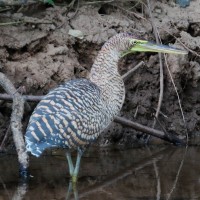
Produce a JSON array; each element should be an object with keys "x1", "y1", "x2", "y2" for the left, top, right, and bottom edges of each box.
[{"x1": 0, "y1": 146, "x2": 200, "y2": 200}]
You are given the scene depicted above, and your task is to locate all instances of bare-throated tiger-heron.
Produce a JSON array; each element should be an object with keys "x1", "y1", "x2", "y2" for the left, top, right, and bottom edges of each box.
[{"x1": 25, "y1": 33, "x2": 187, "y2": 183}]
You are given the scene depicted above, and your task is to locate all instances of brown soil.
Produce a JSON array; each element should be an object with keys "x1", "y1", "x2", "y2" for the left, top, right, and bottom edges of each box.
[{"x1": 0, "y1": 0, "x2": 200, "y2": 149}]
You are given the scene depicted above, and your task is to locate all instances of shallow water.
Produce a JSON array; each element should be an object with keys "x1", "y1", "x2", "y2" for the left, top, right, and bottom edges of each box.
[{"x1": 0, "y1": 146, "x2": 200, "y2": 200}]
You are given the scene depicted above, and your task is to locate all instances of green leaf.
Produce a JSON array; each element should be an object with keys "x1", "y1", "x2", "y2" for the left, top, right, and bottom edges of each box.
[{"x1": 44, "y1": 0, "x2": 55, "y2": 5}]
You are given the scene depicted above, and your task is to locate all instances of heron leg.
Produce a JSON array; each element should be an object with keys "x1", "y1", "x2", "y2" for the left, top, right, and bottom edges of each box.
[
  {"x1": 66, "y1": 181, "x2": 72, "y2": 200},
  {"x1": 66, "y1": 151, "x2": 74, "y2": 177},
  {"x1": 72, "y1": 147, "x2": 84, "y2": 183}
]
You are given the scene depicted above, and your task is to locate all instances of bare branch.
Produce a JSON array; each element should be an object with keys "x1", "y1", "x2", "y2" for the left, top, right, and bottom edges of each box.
[
  {"x1": 160, "y1": 27, "x2": 200, "y2": 58},
  {"x1": 0, "y1": 93, "x2": 44, "y2": 102},
  {"x1": 164, "y1": 55, "x2": 189, "y2": 144},
  {"x1": 0, "y1": 72, "x2": 29, "y2": 170},
  {"x1": 114, "y1": 116, "x2": 185, "y2": 145},
  {"x1": 146, "y1": 0, "x2": 164, "y2": 131},
  {"x1": 0, "y1": 124, "x2": 11, "y2": 151},
  {"x1": 122, "y1": 61, "x2": 145, "y2": 82}
]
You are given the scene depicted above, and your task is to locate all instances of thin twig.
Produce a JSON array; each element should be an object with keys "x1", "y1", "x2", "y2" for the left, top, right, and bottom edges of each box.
[
  {"x1": 0, "y1": 18, "x2": 53, "y2": 26},
  {"x1": 155, "y1": 29, "x2": 188, "y2": 143},
  {"x1": 152, "y1": 107, "x2": 168, "y2": 119},
  {"x1": 0, "y1": 7, "x2": 12, "y2": 13},
  {"x1": 112, "y1": 4, "x2": 146, "y2": 20},
  {"x1": 159, "y1": 27, "x2": 200, "y2": 58},
  {"x1": 154, "y1": 116, "x2": 171, "y2": 139},
  {"x1": 164, "y1": 55, "x2": 189, "y2": 144},
  {"x1": 122, "y1": 61, "x2": 144, "y2": 81},
  {"x1": 82, "y1": 0, "x2": 114, "y2": 5},
  {"x1": 0, "y1": 21, "x2": 24, "y2": 26},
  {"x1": 69, "y1": 0, "x2": 80, "y2": 20},
  {"x1": 0, "y1": 124, "x2": 11, "y2": 151},
  {"x1": 146, "y1": 0, "x2": 164, "y2": 132},
  {"x1": 134, "y1": 105, "x2": 139, "y2": 118},
  {"x1": 0, "y1": 93, "x2": 43, "y2": 102}
]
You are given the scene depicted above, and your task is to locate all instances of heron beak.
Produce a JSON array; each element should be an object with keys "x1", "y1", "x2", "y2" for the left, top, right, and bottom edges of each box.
[{"x1": 130, "y1": 40, "x2": 188, "y2": 55}]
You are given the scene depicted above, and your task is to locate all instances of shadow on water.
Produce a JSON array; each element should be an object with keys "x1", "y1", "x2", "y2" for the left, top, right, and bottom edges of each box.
[{"x1": 1, "y1": 146, "x2": 200, "y2": 199}]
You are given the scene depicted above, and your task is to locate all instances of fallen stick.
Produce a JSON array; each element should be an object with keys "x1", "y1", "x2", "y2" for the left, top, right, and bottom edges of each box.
[
  {"x1": 0, "y1": 93, "x2": 43, "y2": 102},
  {"x1": 114, "y1": 116, "x2": 185, "y2": 145},
  {"x1": 0, "y1": 72, "x2": 29, "y2": 172}
]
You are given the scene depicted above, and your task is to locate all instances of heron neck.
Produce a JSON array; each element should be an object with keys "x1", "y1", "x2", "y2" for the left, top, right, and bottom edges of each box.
[{"x1": 89, "y1": 48, "x2": 125, "y2": 117}]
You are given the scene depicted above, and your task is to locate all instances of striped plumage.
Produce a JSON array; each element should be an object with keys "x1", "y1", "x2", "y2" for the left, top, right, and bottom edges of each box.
[
  {"x1": 26, "y1": 79, "x2": 110, "y2": 156},
  {"x1": 25, "y1": 33, "x2": 133, "y2": 156},
  {"x1": 25, "y1": 32, "x2": 187, "y2": 182}
]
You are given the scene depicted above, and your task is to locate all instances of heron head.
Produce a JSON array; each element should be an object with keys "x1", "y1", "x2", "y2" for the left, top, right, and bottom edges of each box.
[{"x1": 122, "y1": 37, "x2": 187, "y2": 56}]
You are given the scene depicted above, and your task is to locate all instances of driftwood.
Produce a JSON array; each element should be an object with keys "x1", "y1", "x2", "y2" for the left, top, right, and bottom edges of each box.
[{"x1": 0, "y1": 72, "x2": 29, "y2": 172}]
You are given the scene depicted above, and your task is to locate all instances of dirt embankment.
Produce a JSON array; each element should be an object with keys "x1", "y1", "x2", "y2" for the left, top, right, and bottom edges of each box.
[{"x1": 0, "y1": 1, "x2": 200, "y2": 148}]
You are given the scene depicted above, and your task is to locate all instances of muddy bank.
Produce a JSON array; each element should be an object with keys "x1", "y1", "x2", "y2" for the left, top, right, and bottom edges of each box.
[{"x1": 0, "y1": 0, "x2": 200, "y2": 149}]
